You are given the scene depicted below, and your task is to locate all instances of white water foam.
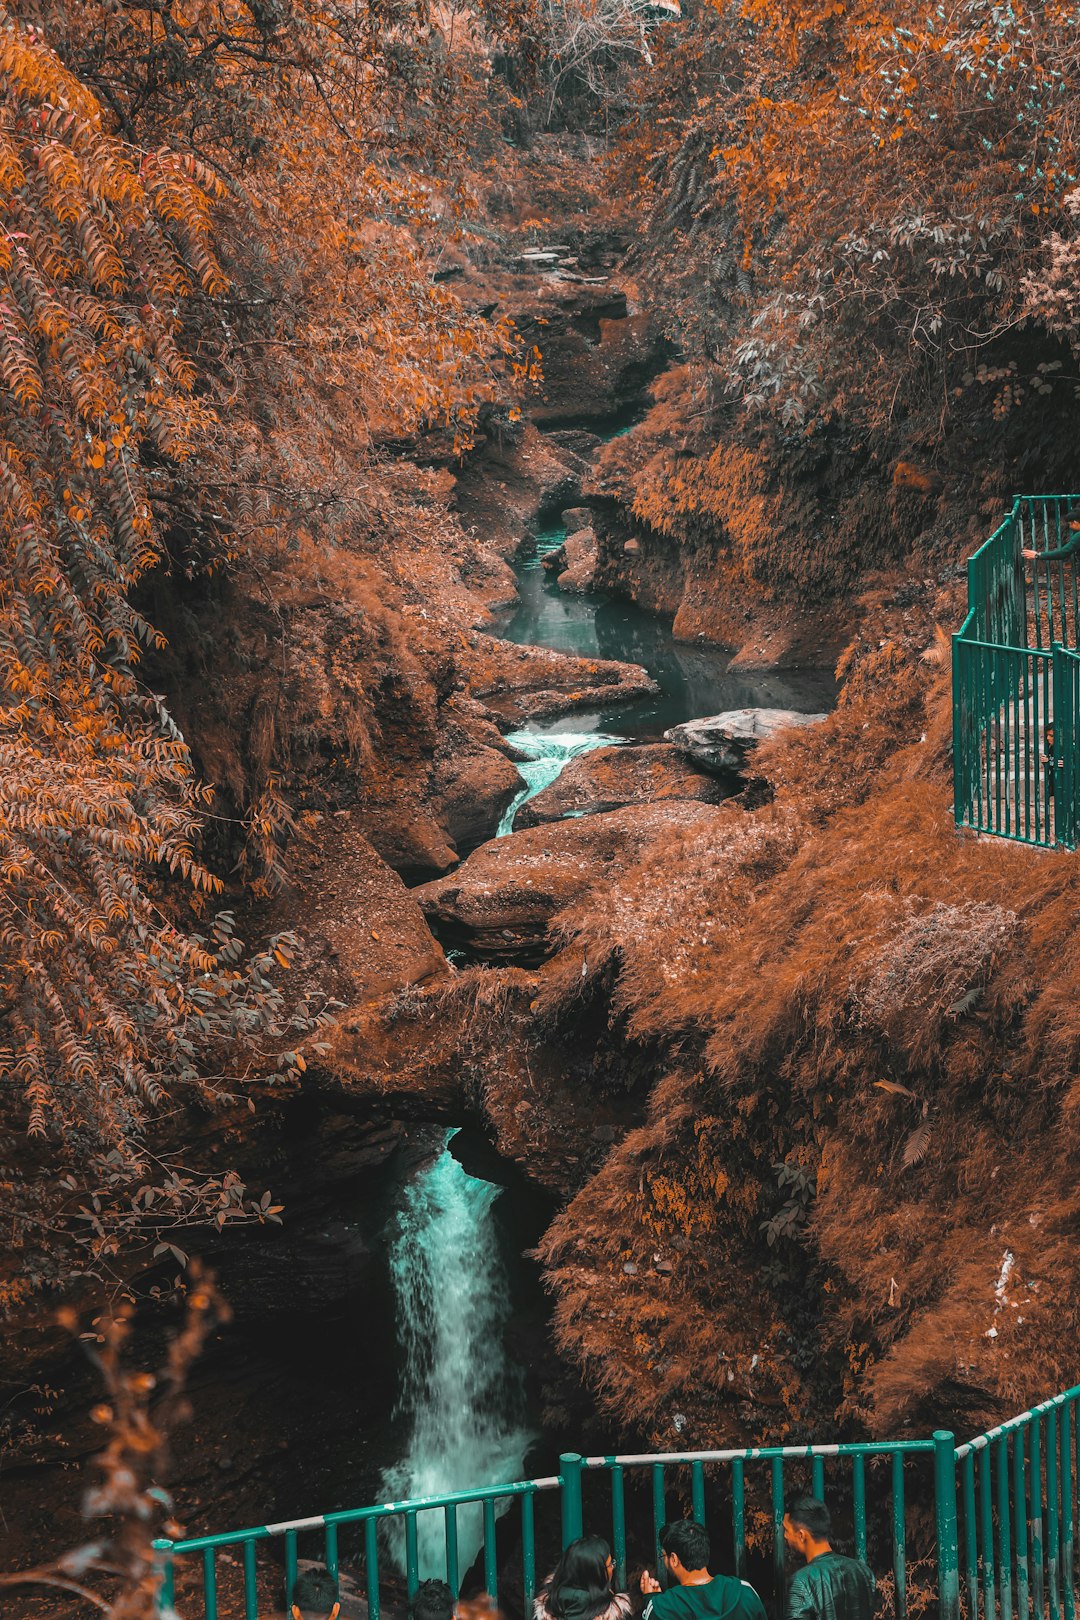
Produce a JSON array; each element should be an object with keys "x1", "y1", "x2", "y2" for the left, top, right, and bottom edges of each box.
[
  {"x1": 379, "y1": 1136, "x2": 534, "y2": 1580},
  {"x1": 497, "y1": 727, "x2": 623, "y2": 836}
]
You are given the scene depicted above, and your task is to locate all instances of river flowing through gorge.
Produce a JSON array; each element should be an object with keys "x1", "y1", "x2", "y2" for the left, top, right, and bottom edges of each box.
[{"x1": 377, "y1": 504, "x2": 837, "y2": 1580}]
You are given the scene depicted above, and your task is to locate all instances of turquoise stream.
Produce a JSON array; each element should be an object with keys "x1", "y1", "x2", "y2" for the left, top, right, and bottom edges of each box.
[
  {"x1": 380, "y1": 504, "x2": 837, "y2": 1580},
  {"x1": 495, "y1": 522, "x2": 837, "y2": 830}
]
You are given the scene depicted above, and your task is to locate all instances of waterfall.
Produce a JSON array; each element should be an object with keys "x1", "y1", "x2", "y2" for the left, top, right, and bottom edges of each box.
[
  {"x1": 498, "y1": 727, "x2": 623, "y2": 836},
  {"x1": 379, "y1": 1135, "x2": 534, "y2": 1581}
]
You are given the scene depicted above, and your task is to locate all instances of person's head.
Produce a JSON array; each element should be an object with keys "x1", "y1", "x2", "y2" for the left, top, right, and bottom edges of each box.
[
  {"x1": 659, "y1": 1520, "x2": 710, "y2": 1582},
  {"x1": 546, "y1": 1534, "x2": 616, "y2": 1618},
  {"x1": 413, "y1": 1579, "x2": 455, "y2": 1620},
  {"x1": 783, "y1": 1496, "x2": 832, "y2": 1562},
  {"x1": 291, "y1": 1566, "x2": 341, "y2": 1620}
]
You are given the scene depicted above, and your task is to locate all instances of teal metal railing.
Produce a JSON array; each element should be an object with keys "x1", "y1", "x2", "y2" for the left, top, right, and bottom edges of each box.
[
  {"x1": 155, "y1": 1383, "x2": 1080, "y2": 1619},
  {"x1": 953, "y1": 495, "x2": 1080, "y2": 847}
]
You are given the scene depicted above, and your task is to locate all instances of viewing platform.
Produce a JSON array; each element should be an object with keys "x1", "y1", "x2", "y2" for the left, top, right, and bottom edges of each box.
[
  {"x1": 157, "y1": 1383, "x2": 1080, "y2": 1620},
  {"x1": 953, "y1": 495, "x2": 1080, "y2": 847}
]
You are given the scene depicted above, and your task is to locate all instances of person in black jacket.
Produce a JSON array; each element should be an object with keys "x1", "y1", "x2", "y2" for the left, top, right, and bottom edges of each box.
[{"x1": 782, "y1": 1497, "x2": 874, "y2": 1620}]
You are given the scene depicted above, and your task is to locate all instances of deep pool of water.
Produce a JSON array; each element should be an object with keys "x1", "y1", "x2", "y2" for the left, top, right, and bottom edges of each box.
[{"x1": 498, "y1": 524, "x2": 837, "y2": 742}]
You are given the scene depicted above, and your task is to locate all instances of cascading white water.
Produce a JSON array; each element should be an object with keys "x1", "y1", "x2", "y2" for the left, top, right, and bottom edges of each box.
[
  {"x1": 497, "y1": 727, "x2": 623, "y2": 836},
  {"x1": 379, "y1": 1135, "x2": 535, "y2": 1580},
  {"x1": 380, "y1": 586, "x2": 626, "y2": 1579}
]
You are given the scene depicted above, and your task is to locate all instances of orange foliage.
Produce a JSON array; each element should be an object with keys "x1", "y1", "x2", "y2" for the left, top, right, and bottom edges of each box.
[
  {"x1": 536, "y1": 634, "x2": 1080, "y2": 1444},
  {"x1": 0, "y1": 0, "x2": 539, "y2": 1282},
  {"x1": 0, "y1": 21, "x2": 314, "y2": 1173}
]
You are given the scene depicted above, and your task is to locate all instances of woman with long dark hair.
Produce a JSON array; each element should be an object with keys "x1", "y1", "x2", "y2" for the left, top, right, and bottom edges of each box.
[{"x1": 535, "y1": 1535, "x2": 633, "y2": 1620}]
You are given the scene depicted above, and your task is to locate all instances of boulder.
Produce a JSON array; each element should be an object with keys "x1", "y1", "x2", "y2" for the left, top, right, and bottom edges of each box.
[
  {"x1": 665, "y1": 707, "x2": 829, "y2": 775},
  {"x1": 261, "y1": 816, "x2": 448, "y2": 1003},
  {"x1": 430, "y1": 743, "x2": 523, "y2": 853},
  {"x1": 557, "y1": 526, "x2": 599, "y2": 593},
  {"x1": 415, "y1": 800, "x2": 731, "y2": 964},
  {"x1": 560, "y1": 505, "x2": 594, "y2": 532},
  {"x1": 517, "y1": 743, "x2": 728, "y2": 826}
]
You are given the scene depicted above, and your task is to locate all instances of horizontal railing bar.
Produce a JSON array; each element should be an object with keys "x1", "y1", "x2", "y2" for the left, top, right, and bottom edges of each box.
[
  {"x1": 162, "y1": 1479, "x2": 562, "y2": 1554},
  {"x1": 967, "y1": 512, "x2": 1019, "y2": 562},
  {"x1": 954, "y1": 636, "x2": 1053, "y2": 656},
  {"x1": 955, "y1": 1385, "x2": 1080, "y2": 1458},
  {"x1": 585, "y1": 1442, "x2": 935, "y2": 1467}
]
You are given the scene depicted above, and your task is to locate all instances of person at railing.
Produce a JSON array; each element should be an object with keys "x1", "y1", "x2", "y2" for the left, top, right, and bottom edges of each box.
[
  {"x1": 782, "y1": 1497, "x2": 874, "y2": 1620},
  {"x1": 289, "y1": 1565, "x2": 342, "y2": 1620},
  {"x1": 414, "y1": 1579, "x2": 456, "y2": 1620},
  {"x1": 1021, "y1": 506, "x2": 1080, "y2": 561},
  {"x1": 639, "y1": 1520, "x2": 766, "y2": 1620},
  {"x1": 535, "y1": 1534, "x2": 634, "y2": 1620}
]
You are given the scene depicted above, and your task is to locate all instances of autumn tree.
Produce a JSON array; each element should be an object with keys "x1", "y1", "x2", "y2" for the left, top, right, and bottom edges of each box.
[{"x1": 625, "y1": 0, "x2": 1080, "y2": 437}]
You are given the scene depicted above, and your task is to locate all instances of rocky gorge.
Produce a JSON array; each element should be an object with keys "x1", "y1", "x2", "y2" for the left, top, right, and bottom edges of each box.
[
  {"x1": 9, "y1": 107, "x2": 1080, "y2": 1620},
  {"x1": 2, "y1": 152, "x2": 850, "y2": 1596}
]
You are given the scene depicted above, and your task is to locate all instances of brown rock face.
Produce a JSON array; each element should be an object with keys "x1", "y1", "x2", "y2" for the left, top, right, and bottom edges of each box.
[
  {"x1": 414, "y1": 800, "x2": 732, "y2": 963},
  {"x1": 557, "y1": 526, "x2": 599, "y2": 593},
  {"x1": 517, "y1": 743, "x2": 728, "y2": 826},
  {"x1": 260, "y1": 815, "x2": 448, "y2": 1003}
]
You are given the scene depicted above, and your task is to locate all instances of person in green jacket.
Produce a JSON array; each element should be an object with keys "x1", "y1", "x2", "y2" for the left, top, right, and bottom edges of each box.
[
  {"x1": 639, "y1": 1520, "x2": 767, "y2": 1620},
  {"x1": 782, "y1": 1497, "x2": 874, "y2": 1620},
  {"x1": 1022, "y1": 506, "x2": 1080, "y2": 561}
]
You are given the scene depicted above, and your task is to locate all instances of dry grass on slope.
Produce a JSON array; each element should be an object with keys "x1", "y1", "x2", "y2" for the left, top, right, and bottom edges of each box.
[{"x1": 539, "y1": 634, "x2": 1080, "y2": 1447}]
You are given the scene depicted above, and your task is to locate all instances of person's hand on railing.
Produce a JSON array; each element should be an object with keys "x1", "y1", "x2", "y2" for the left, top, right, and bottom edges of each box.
[{"x1": 1022, "y1": 548, "x2": 1037, "y2": 560}]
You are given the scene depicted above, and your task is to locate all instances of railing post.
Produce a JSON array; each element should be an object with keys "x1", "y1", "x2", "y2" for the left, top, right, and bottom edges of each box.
[
  {"x1": 935, "y1": 1431, "x2": 961, "y2": 1620},
  {"x1": 561, "y1": 1453, "x2": 584, "y2": 1545},
  {"x1": 153, "y1": 1539, "x2": 175, "y2": 1616}
]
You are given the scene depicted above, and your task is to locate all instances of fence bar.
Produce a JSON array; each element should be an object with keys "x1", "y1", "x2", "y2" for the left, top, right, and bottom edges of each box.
[
  {"x1": 653, "y1": 1463, "x2": 667, "y2": 1578},
  {"x1": 1033, "y1": 1416, "x2": 1046, "y2": 1620},
  {"x1": 808, "y1": 1455, "x2": 823, "y2": 1499},
  {"x1": 611, "y1": 1466, "x2": 627, "y2": 1590},
  {"x1": 154, "y1": 1542, "x2": 175, "y2": 1617},
  {"x1": 962, "y1": 1446, "x2": 978, "y2": 1620},
  {"x1": 1063, "y1": 1401, "x2": 1075, "y2": 1620},
  {"x1": 892, "y1": 1452, "x2": 906, "y2": 1620},
  {"x1": 1050, "y1": 1407, "x2": 1062, "y2": 1620},
  {"x1": 324, "y1": 1522, "x2": 338, "y2": 1583},
  {"x1": 732, "y1": 1459, "x2": 746, "y2": 1580},
  {"x1": 483, "y1": 1497, "x2": 498, "y2": 1602},
  {"x1": 692, "y1": 1460, "x2": 706, "y2": 1525},
  {"x1": 365, "y1": 1516, "x2": 380, "y2": 1620},
  {"x1": 405, "y1": 1511, "x2": 419, "y2": 1601},
  {"x1": 852, "y1": 1454, "x2": 866, "y2": 1561},
  {"x1": 934, "y1": 1432, "x2": 960, "y2": 1620},
  {"x1": 996, "y1": 1439, "x2": 1013, "y2": 1620},
  {"x1": 979, "y1": 1440, "x2": 996, "y2": 1620},
  {"x1": 772, "y1": 1457, "x2": 786, "y2": 1610},
  {"x1": 522, "y1": 1487, "x2": 536, "y2": 1605},
  {"x1": 284, "y1": 1530, "x2": 298, "y2": 1619},
  {"x1": 1015, "y1": 1427, "x2": 1029, "y2": 1620},
  {"x1": 203, "y1": 1548, "x2": 219, "y2": 1620},
  {"x1": 243, "y1": 1536, "x2": 258, "y2": 1620},
  {"x1": 562, "y1": 1454, "x2": 584, "y2": 1544},
  {"x1": 445, "y1": 1504, "x2": 460, "y2": 1596}
]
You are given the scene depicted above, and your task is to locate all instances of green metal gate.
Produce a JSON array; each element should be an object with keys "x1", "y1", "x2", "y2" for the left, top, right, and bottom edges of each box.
[{"x1": 953, "y1": 496, "x2": 1080, "y2": 848}]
